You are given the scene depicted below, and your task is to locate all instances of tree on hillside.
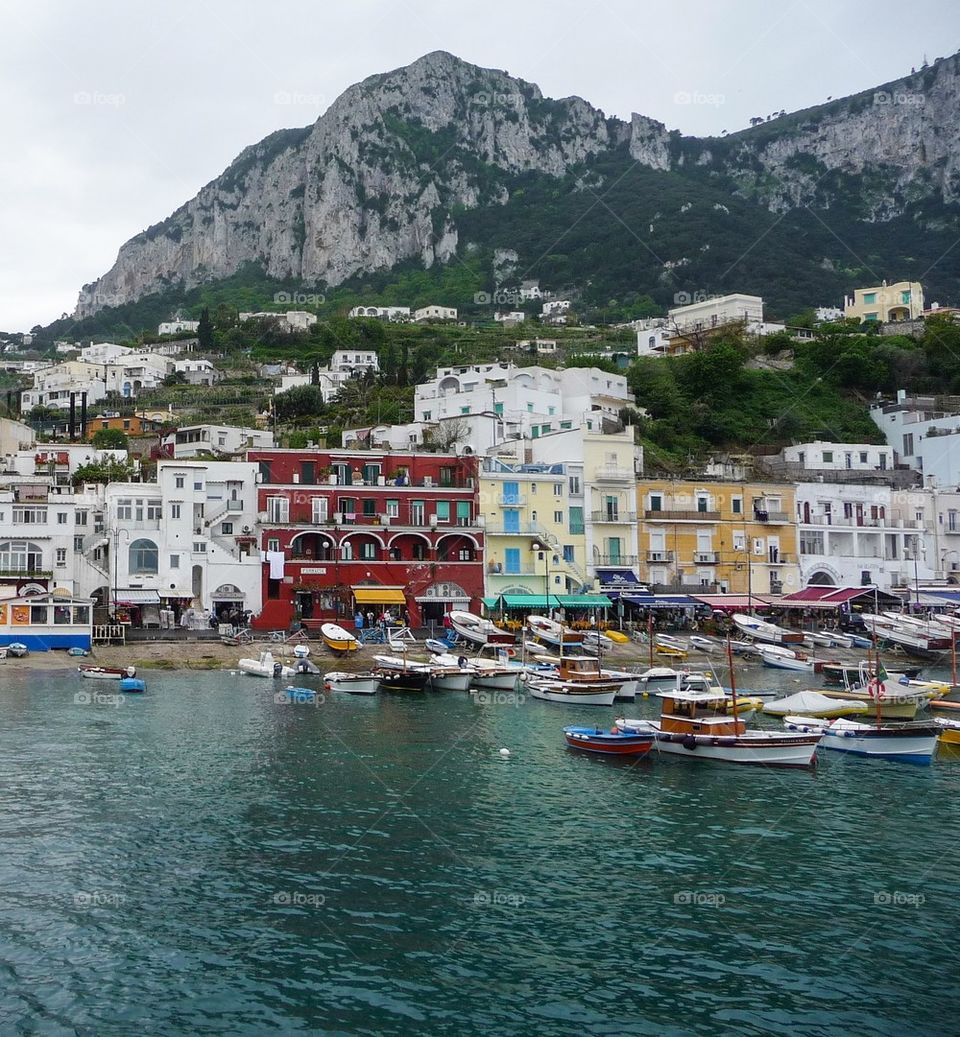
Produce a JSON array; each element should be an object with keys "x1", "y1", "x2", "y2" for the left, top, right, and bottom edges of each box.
[
  {"x1": 91, "y1": 428, "x2": 129, "y2": 449},
  {"x1": 273, "y1": 384, "x2": 326, "y2": 422},
  {"x1": 197, "y1": 307, "x2": 215, "y2": 350},
  {"x1": 72, "y1": 457, "x2": 135, "y2": 486},
  {"x1": 425, "y1": 417, "x2": 469, "y2": 451}
]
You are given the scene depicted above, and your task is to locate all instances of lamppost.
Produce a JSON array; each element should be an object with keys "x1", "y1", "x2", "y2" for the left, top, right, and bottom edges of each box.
[{"x1": 531, "y1": 539, "x2": 552, "y2": 614}]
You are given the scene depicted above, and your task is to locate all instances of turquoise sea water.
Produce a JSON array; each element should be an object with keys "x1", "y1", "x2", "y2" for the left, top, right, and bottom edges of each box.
[{"x1": 0, "y1": 664, "x2": 957, "y2": 1036}]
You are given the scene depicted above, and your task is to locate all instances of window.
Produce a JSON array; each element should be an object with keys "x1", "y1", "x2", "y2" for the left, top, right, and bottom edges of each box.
[
  {"x1": 267, "y1": 538, "x2": 280, "y2": 552},
  {"x1": 362, "y1": 499, "x2": 376, "y2": 517},
  {"x1": 147, "y1": 501, "x2": 162, "y2": 522},
  {"x1": 386, "y1": 500, "x2": 399, "y2": 519},
  {"x1": 55, "y1": 548, "x2": 67, "y2": 567},
  {"x1": 649, "y1": 494, "x2": 662, "y2": 512},
  {"x1": 117, "y1": 499, "x2": 133, "y2": 521},
  {"x1": 410, "y1": 501, "x2": 425, "y2": 526},
  {"x1": 13, "y1": 506, "x2": 47, "y2": 525},
  {"x1": 129, "y1": 538, "x2": 158, "y2": 574},
  {"x1": 74, "y1": 536, "x2": 83, "y2": 552},
  {"x1": 863, "y1": 292, "x2": 877, "y2": 304},
  {"x1": 568, "y1": 476, "x2": 581, "y2": 495},
  {"x1": 732, "y1": 497, "x2": 742, "y2": 515},
  {"x1": 903, "y1": 433, "x2": 914, "y2": 455},
  {"x1": 554, "y1": 511, "x2": 563, "y2": 524},
  {"x1": 423, "y1": 410, "x2": 431, "y2": 421},
  {"x1": 458, "y1": 548, "x2": 472, "y2": 561},
  {"x1": 194, "y1": 480, "x2": 203, "y2": 491},
  {"x1": 338, "y1": 497, "x2": 357, "y2": 517},
  {"x1": 175, "y1": 475, "x2": 185, "y2": 489},
  {"x1": 860, "y1": 452, "x2": 868, "y2": 464},
  {"x1": 312, "y1": 497, "x2": 328, "y2": 524},
  {"x1": 0, "y1": 541, "x2": 43, "y2": 573},
  {"x1": 800, "y1": 531, "x2": 824, "y2": 555},
  {"x1": 221, "y1": 522, "x2": 234, "y2": 534},
  {"x1": 170, "y1": 503, "x2": 181, "y2": 520},
  {"x1": 696, "y1": 496, "x2": 708, "y2": 513},
  {"x1": 460, "y1": 406, "x2": 470, "y2": 415},
  {"x1": 563, "y1": 545, "x2": 574, "y2": 563},
  {"x1": 553, "y1": 483, "x2": 563, "y2": 496},
  {"x1": 75, "y1": 510, "x2": 88, "y2": 526},
  {"x1": 267, "y1": 496, "x2": 290, "y2": 523},
  {"x1": 822, "y1": 451, "x2": 833, "y2": 464},
  {"x1": 436, "y1": 501, "x2": 450, "y2": 523},
  {"x1": 569, "y1": 506, "x2": 584, "y2": 535},
  {"x1": 193, "y1": 542, "x2": 206, "y2": 553},
  {"x1": 170, "y1": 554, "x2": 180, "y2": 569},
  {"x1": 949, "y1": 510, "x2": 959, "y2": 533},
  {"x1": 530, "y1": 483, "x2": 537, "y2": 494}
]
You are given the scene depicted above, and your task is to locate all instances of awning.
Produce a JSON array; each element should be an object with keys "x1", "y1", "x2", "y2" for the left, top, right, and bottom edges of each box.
[
  {"x1": 482, "y1": 593, "x2": 608, "y2": 610},
  {"x1": 415, "y1": 595, "x2": 470, "y2": 603},
  {"x1": 779, "y1": 587, "x2": 873, "y2": 608},
  {"x1": 622, "y1": 594, "x2": 697, "y2": 609},
  {"x1": 559, "y1": 594, "x2": 611, "y2": 608},
  {"x1": 353, "y1": 587, "x2": 406, "y2": 605},
  {"x1": 691, "y1": 594, "x2": 775, "y2": 612},
  {"x1": 115, "y1": 589, "x2": 161, "y2": 605},
  {"x1": 595, "y1": 568, "x2": 643, "y2": 586}
]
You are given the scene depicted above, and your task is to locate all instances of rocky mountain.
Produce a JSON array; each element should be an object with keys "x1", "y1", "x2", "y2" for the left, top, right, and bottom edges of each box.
[{"x1": 75, "y1": 50, "x2": 960, "y2": 318}]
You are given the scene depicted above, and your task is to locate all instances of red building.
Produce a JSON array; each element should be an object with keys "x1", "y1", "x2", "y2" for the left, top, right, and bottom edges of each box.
[{"x1": 248, "y1": 449, "x2": 484, "y2": 630}]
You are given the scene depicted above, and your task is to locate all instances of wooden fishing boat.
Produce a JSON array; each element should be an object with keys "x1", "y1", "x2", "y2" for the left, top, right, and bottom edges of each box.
[
  {"x1": 526, "y1": 614, "x2": 585, "y2": 648},
  {"x1": 525, "y1": 676, "x2": 618, "y2": 706},
  {"x1": 757, "y1": 645, "x2": 814, "y2": 671},
  {"x1": 375, "y1": 668, "x2": 430, "y2": 692},
  {"x1": 763, "y1": 691, "x2": 869, "y2": 719},
  {"x1": 732, "y1": 613, "x2": 805, "y2": 645},
  {"x1": 323, "y1": 671, "x2": 380, "y2": 694},
  {"x1": 934, "y1": 717, "x2": 960, "y2": 755},
  {"x1": 449, "y1": 610, "x2": 515, "y2": 647},
  {"x1": 563, "y1": 725, "x2": 654, "y2": 757},
  {"x1": 320, "y1": 622, "x2": 360, "y2": 653},
  {"x1": 78, "y1": 664, "x2": 137, "y2": 680},
  {"x1": 784, "y1": 716, "x2": 940, "y2": 764},
  {"x1": 238, "y1": 651, "x2": 296, "y2": 678},
  {"x1": 818, "y1": 688, "x2": 923, "y2": 719},
  {"x1": 677, "y1": 672, "x2": 762, "y2": 719}
]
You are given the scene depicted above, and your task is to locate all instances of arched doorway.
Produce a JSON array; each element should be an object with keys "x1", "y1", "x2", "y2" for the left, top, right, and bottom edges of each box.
[{"x1": 807, "y1": 572, "x2": 837, "y2": 586}]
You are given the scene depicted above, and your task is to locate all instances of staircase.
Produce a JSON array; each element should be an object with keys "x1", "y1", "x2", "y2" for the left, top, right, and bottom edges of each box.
[{"x1": 531, "y1": 524, "x2": 592, "y2": 592}]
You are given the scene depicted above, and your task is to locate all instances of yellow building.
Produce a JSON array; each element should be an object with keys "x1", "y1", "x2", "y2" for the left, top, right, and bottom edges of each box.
[
  {"x1": 844, "y1": 281, "x2": 924, "y2": 323},
  {"x1": 480, "y1": 459, "x2": 591, "y2": 599},
  {"x1": 636, "y1": 480, "x2": 801, "y2": 597}
]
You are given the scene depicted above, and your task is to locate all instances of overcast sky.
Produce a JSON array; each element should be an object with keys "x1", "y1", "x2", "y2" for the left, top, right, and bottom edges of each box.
[{"x1": 1, "y1": 0, "x2": 957, "y2": 332}]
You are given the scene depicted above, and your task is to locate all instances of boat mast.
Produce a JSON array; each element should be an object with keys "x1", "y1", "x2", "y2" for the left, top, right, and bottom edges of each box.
[
  {"x1": 647, "y1": 612, "x2": 654, "y2": 669},
  {"x1": 725, "y1": 635, "x2": 739, "y2": 722}
]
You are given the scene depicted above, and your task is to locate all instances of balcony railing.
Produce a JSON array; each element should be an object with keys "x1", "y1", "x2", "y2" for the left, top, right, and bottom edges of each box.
[
  {"x1": 644, "y1": 509, "x2": 720, "y2": 521},
  {"x1": 767, "y1": 552, "x2": 795, "y2": 565},
  {"x1": 646, "y1": 550, "x2": 675, "y2": 563},
  {"x1": 591, "y1": 510, "x2": 637, "y2": 523},
  {"x1": 753, "y1": 510, "x2": 790, "y2": 523},
  {"x1": 693, "y1": 551, "x2": 719, "y2": 563},
  {"x1": 595, "y1": 466, "x2": 635, "y2": 481},
  {"x1": 0, "y1": 567, "x2": 53, "y2": 578},
  {"x1": 597, "y1": 554, "x2": 638, "y2": 566}
]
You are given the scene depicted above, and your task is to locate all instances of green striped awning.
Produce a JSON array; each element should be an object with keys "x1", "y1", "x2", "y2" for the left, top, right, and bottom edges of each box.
[{"x1": 482, "y1": 594, "x2": 611, "y2": 610}]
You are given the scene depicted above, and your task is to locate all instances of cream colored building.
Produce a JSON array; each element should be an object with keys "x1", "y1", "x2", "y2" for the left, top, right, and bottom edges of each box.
[{"x1": 844, "y1": 281, "x2": 924, "y2": 323}]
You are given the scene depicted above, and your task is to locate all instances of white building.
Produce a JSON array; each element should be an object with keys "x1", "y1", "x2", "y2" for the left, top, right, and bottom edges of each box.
[
  {"x1": 494, "y1": 311, "x2": 526, "y2": 325},
  {"x1": 174, "y1": 358, "x2": 220, "y2": 386},
  {"x1": 668, "y1": 293, "x2": 764, "y2": 334},
  {"x1": 779, "y1": 441, "x2": 893, "y2": 473},
  {"x1": 516, "y1": 339, "x2": 558, "y2": 355},
  {"x1": 519, "y1": 281, "x2": 542, "y2": 301},
  {"x1": 795, "y1": 483, "x2": 934, "y2": 592},
  {"x1": 814, "y1": 306, "x2": 844, "y2": 323},
  {"x1": 162, "y1": 425, "x2": 275, "y2": 459},
  {"x1": 21, "y1": 355, "x2": 171, "y2": 411},
  {"x1": 347, "y1": 306, "x2": 410, "y2": 321},
  {"x1": 414, "y1": 305, "x2": 457, "y2": 323},
  {"x1": 158, "y1": 320, "x2": 200, "y2": 336},
  {"x1": 635, "y1": 320, "x2": 674, "y2": 357},
  {"x1": 330, "y1": 350, "x2": 379, "y2": 375},
  {"x1": 869, "y1": 391, "x2": 960, "y2": 486},
  {"x1": 541, "y1": 299, "x2": 571, "y2": 317},
  {"x1": 238, "y1": 310, "x2": 318, "y2": 332},
  {"x1": 97, "y1": 461, "x2": 262, "y2": 621},
  {"x1": 79, "y1": 342, "x2": 131, "y2": 364}
]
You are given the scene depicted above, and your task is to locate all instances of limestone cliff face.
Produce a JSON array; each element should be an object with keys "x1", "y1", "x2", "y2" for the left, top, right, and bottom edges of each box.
[{"x1": 75, "y1": 50, "x2": 960, "y2": 316}]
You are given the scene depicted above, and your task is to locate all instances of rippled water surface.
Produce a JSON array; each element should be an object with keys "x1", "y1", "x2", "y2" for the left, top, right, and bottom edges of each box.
[{"x1": 1, "y1": 664, "x2": 957, "y2": 1036}]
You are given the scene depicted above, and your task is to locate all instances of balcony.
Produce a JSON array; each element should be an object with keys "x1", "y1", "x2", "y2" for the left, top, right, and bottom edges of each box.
[
  {"x1": 649, "y1": 582, "x2": 720, "y2": 595},
  {"x1": 0, "y1": 567, "x2": 53, "y2": 579},
  {"x1": 591, "y1": 510, "x2": 637, "y2": 524},
  {"x1": 595, "y1": 466, "x2": 635, "y2": 482},
  {"x1": 644, "y1": 509, "x2": 720, "y2": 521},
  {"x1": 646, "y1": 550, "x2": 675, "y2": 563},
  {"x1": 766, "y1": 552, "x2": 795, "y2": 565},
  {"x1": 693, "y1": 551, "x2": 719, "y2": 563},
  {"x1": 753, "y1": 510, "x2": 790, "y2": 523},
  {"x1": 597, "y1": 554, "x2": 638, "y2": 566}
]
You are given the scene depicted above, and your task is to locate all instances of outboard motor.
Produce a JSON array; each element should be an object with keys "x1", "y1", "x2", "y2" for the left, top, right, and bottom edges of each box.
[
  {"x1": 457, "y1": 656, "x2": 468, "y2": 669},
  {"x1": 273, "y1": 662, "x2": 283, "y2": 678}
]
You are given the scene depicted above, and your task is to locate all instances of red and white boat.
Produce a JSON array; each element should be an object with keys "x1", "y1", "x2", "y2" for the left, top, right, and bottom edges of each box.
[
  {"x1": 449, "y1": 610, "x2": 515, "y2": 647},
  {"x1": 78, "y1": 665, "x2": 136, "y2": 680},
  {"x1": 526, "y1": 614, "x2": 584, "y2": 648}
]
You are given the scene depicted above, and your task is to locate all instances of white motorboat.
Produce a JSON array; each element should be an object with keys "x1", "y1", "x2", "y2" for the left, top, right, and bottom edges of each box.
[
  {"x1": 688, "y1": 635, "x2": 721, "y2": 653},
  {"x1": 238, "y1": 651, "x2": 296, "y2": 678},
  {"x1": 449, "y1": 610, "x2": 515, "y2": 647},
  {"x1": 524, "y1": 676, "x2": 618, "y2": 706},
  {"x1": 78, "y1": 665, "x2": 137, "y2": 680},
  {"x1": 757, "y1": 645, "x2": 814, "y2": 672},
  {"x1": 732, "y1": 613, "x2": 804, "y2": 646},
  {"x1": 323, "y1": 671, "x2": 380, "y2": 694},
  {"x1": 636, "y1": 666, "x2": 682, "y2": 689},
  {"x1": 860, "y1": 614, "x2": 950, "y2": 654},
  {"x1": 617, "y1": 688, "x2": 822, "y2": 767},
  {"x1": 783, "y1": 716, "x2": 940, "y2": 764},
  {"x1": 526, "y1": 614, "x2": 585, "y2": 648}
]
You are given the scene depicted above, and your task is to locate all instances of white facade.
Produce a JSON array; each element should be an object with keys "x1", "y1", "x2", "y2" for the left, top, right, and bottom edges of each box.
[
  {"x1": 516, "y1": 339, "x2": 558, "y2": 354},
  {"x1": 541, "y1": 299, "x2": 571, "y2": 317},
  {"x1": 347, "y1": 306, "x2": 410, "y2": 321},
  {"x1": 779, "y1": 441, "x2": 893, "y2": 473},
  {"x1": 494, "y1": 311, "x2": 526, "y2": 324},
  {"x1": 238, "y1": 310, "x2": 318, "y2": 332},
  {"x1": 668, "y1": 293, "x2": 764, "y2": 334},
  {"x1": 795, "y1": 483, "x2": 934, "y2": 591},
  {"x1": 79, "y1": 342, "x2": 130, "y2": 364},
  {"x1": 22, "y1": 355, "x2": 170, "y2": 410},
  {"x1": 870, "y1": 392, "x2": 960, "y2": 484},
  {"x1": 158, "y1": 320, "x2": 200, "y2": 336},
  {"x1": 414, "y1": 305, "x2": 457, "y2": 322},
  {"x1": 163, "y1": 425, "x2": 274, "y2": 459},
  {"x1": 330, "y1": 350, "x2": 379, "y2": 374},
  {"x1": 814, "y1": 307, "x2": 843, "y2": 323},
  {"x1": 99, "y1": 461, "x2": 262, "y2": 618},
  {"x1": 174, "y1": 358, "x2": 220, "y2": 385},
  {"x1": 636, "y1": 321, "x2": 674, "y2": 357},
  {"x1": 519, "y1": 281, "x2": 542, "y2": 301}
]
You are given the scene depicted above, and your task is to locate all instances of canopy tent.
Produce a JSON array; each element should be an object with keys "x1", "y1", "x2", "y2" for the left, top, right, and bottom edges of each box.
[
  {"x1": 352, "y1": 587, "x2": 406, "y2": 605},
  {"x1": 621, "y1": 594, "x2": 697, "y2": 609},
  {"x1": 690, "y1": 594, "x2": 776, "y2": 612},
  {"x1": 912, "y1": 589, "x2": 960, "y2": 606},
  {"x1": 114, "y1": 589, "x2": 161, "y2": 605},
  {"x1": 482, "y1": 594, "x2": 611, "y2": 610},
  {"x1": 777, "y1": 586, "x2": 899, "y2": 610}
]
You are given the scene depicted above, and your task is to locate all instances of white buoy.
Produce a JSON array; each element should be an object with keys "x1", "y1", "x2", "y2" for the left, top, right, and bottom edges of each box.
[{"x1": 499, "y1": 748, "x2": 511, "y2": 758}]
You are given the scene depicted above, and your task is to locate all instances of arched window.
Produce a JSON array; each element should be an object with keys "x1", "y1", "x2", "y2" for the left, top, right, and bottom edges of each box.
[
  {"x1": 0, "y1": 541, "x2": 44, "y2": 573},
  {"x1": 129, "y1": 538, "x2": 158, "y2": 574}
]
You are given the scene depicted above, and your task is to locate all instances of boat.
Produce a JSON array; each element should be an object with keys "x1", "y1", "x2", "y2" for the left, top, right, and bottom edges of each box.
[
  {"x1": 757, "y1": 645, "x2": 814, "y2": 672},
  {"x1": 320, "y1": 622, "x2": 360, "y2": 653},
  {"x1": 860, "y1": 614, "x2": 950, "y2": 655},
  {"x1": 654, "y1": 639, "x2": 688, "y2": 660},
  {"x1": 526, "y1": 614, "x2": 585, "y2": 648},
  {"x1": 425, "y1": 637, "x2": 458, "y2": 655},
  {"x1": 783, "y1": 716, "x2": 940, "y2": 764},
  {"x1": 603, "y1": 629, "x2": 630, "y2": 644},
  {"x1": 6, "y1": 642, "x2": 28, "y2": 657},
  {"x1": 677, "y1": 672, "x2": 762, "y2": 719},
  {"x1": 763, "y1": 691, "x2": 869, "y2": 719},
  {"x1": 821, "y1": 662, "x2": 921, "y2": 687},
  {"x1": 933, "y1": 717, "x2": 960, "y2": 755},
  {"x1": 238, "y1": 651, "x2": 296, "y2": 678},
  {"x1": 449, "y1": 610, "x2": 515, "y2": 647},
  {"x1": 524, "y1": 676, "x2": 618, "y2": 706},
  {"x1": 67, "y1": 647, "x2": 89, "y2": 657},
  {"x1": 375, "y1": 668, "x2": 431, "y2": 692},
  {"x1": 930, "y1": 698, "x2": 960, "y2": 712},
  {"x1": 563, "y1": 725, "x2": 655, "y2": 757},
  {"x1": 291, "y1": 656, "x2": 322, "y2": 675},
  {"x1": 323, "y1": 671, "x2": 380, "y2": 694},
  {"x1": 818, "y1": 687, "x2": 924, "y2": 719},
  {"x1": 636, "y1": 666, "x2": 682, "y2": 689},
  {"x1": 732, "y1": 613, "x2": 805, "y2": 645},
  {"x1": 617, "y1": 688, "x2": 823, "y2": 767},
  {"x1": 803, "y1": 630, "x2": 837, "y2": 648},
  {"x1": 78, "y1": 664, "x2": 137, "y2": 680},
  {"x1": 689, "y1": 635, "x2": 721, "y2": 653},
  {"x1": 283, "y1": 686, "x2": 318, "y2": 703},
  {"x1": 119, "y1": 677, "x2": 146, "y2": 694}
]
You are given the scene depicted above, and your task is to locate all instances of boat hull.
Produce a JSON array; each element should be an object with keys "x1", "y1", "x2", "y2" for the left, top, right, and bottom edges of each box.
[
  {"x1": 78, "y1": 666, "x2": 132, "y2": 680},
  {"x1": 324, "y1": 673, "x2": 379, "y2": 694},
  {"x1": 563, "y1": 726, "x2": 654, "y2": 756},
  {"x1": 377, "y1": 671, "x2": 430, "y2": 692},
  {"x1": 429, "y1": 671, "x2": 474, "y2": 692},
  {"x1": 787, "y1": 719, "x2": 939, "y2": 764},
  {"x1": 471, "y1": 671, "x2": 519, "y2": 692},
  {"x1": 527, "y1": 682, "x2": 617, "y2": 706},
  {"x1": 618, "y1": 719, "x2": 820, "y2": 767}
]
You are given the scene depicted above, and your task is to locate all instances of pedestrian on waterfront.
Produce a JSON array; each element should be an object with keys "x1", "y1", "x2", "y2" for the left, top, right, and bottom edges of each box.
[
  {"x1": 355, "y1": 611, "x2": 364, "y2": 630},
  {"x1": 442, "y1": 613, "x2": 451, "y2": 630}
]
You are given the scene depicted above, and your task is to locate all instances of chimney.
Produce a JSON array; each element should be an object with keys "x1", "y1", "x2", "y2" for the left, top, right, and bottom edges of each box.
[{"x1": 69, "y1": 393, "x2": 76, "y2": 442}]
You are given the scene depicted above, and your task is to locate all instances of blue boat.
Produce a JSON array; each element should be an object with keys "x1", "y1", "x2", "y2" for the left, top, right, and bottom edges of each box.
[
  {"x1": 119, "y1": 677, "x2": 146, "y2": 693},
  {"x1": 563, "y1": 725, "x2": 654, "y2": 757},
  {"x1": 284, "y1": 686, "x2": 318, "y2": 703}
]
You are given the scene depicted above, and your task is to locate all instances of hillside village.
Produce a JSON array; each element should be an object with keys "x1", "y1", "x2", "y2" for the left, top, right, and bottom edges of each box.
[{"x1": 2, "y1": 274, "x2": 960, "y2": 639}]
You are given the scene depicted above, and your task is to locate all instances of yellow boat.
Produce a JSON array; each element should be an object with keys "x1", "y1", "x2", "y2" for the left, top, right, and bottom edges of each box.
[
  {"x1": 320, "y1": 622, "x2": 360, "y2": 653},
  {"x1": 604, "y1": 629, "x2": 630, "y2": 644},
  {"x1": 655, "y1": 644, "x2": 688, "y2": 660},
  {"x1": 934, "y1": 718, "x2": 960, "y2": 756}
]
